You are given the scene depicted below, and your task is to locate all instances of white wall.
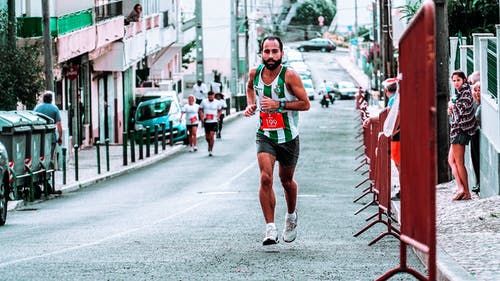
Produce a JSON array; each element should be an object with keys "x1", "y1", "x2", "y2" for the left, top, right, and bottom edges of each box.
[{"x1": 202, "y1": 0, "x2": 231, "y2": 78}]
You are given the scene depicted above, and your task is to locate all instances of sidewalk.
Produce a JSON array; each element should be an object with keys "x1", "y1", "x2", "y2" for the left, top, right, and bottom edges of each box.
[
  {"x1": 337, "y1": 54, "x2": 500, "y2": 281},
  {"x1": 8, "y1": 111, "x2": 242, "y2": 208}
]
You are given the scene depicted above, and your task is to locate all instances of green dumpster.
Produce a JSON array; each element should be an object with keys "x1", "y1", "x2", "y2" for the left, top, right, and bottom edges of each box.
[
  {"x1": 12, "y1": 111, "x2": 47, "y2": 173},
  {"x1": 233, "y1": 95, "x2": 247, "y2": 111},
  {"x1": 0, "y1": 111, "x2": 31, "y2": 185},
  {"x1": 29, "y1": 111, "x2": 56, "y2": 169}
]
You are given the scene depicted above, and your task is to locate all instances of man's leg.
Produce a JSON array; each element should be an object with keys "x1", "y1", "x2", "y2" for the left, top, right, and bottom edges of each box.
[
  {"x1": 257, "y1": 152, "x2": 276, "y2": 223},
  {"x1": 278, "y1": 165, "x2": 297, "y2": 214}
]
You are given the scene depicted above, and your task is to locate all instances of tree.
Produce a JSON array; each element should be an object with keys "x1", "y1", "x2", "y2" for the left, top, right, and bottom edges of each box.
[
  {"x1": 397, "y1": 0, "x2": 498, "y2": 41},
  {"x1": 290, "y1": 0, "x2": 336, "y2": 27},
  {"x1": 0, "y1": 8, "x2": 44, "y2": 110}
]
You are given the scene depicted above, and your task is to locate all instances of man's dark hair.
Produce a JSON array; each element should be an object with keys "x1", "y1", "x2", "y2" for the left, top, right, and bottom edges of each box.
[
  {"x1": 260, "y1": 36, "x2": 283, "y2": 53},
  {"x1": 43, "y1": 93, "x2": 53, "y2": 103},
  {"x1": 386, "y1": 83, "x2": 397, "y2": 93}
]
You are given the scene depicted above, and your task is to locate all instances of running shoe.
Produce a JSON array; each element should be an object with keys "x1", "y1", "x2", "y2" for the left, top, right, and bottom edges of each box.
[
  {"x1": 208, "y1": 150, "x2": 213, "y2": 157},
  {"x1": 262, "y1": 223, "x2": 278, "y2": 245},
  {"x1": 193, "y1": 146, "x2": 198, "y2": 151},
  {"x1": 188, "y1": 147, "x2": 194, "y2": 152},
  {"x1": 282, "y1": 211, "x2": 297, "y2": 243}
]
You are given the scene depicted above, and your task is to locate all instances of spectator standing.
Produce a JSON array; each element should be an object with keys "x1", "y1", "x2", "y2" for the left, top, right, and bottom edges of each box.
[
  {"x1": 193, "y1": 79, "x2": 208, "y2": 105},
  {"x1": 363, "y1": 78, "x2": 400, "y2": 198},
  {"x1": 34, "y1": 92, "x2": 63, "y2": 162},
  {"x1": 471, "y1": 81, "x2": 481, "y2": 193},
  {"x1": 448, "y1": 70, "x2": 476, "y2": 201},
  {"x1": 214, "y1": 93, "x2": 227, "y2": 139},
  {"x1": 199, "y1": 91, "x2": 222, "y2": 156},
  {"x1": 125, "y1": 4, "x2": 142, "y2": 24},
  {"x1": 244, "y1": 35, "x2": 310, "y2": 245},
  {"x1": 181, "y1": 95, "x2": 200, "y2": 152}
]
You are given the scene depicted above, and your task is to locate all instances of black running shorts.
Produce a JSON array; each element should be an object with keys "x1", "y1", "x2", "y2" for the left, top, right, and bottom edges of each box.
[{"x1": 256, "y1": 133, "x2": 300, "y2": 168}]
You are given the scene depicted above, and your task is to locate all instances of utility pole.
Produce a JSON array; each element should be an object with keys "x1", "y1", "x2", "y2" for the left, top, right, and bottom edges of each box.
[
  {"x1": 380, "y1": 0, "x2": 394, "y2": 85},
  {"x1": 230, "y1": 0, "x2": 238, "y2": 95},
  {"x1": 195, "y1": 0, "x2": 204, "y2": 82},
  {"x1": 354, "y1": 0, "x2": 358, "y2": 37},
  {"x1": 7, "y1": 0, "x2": 15, "y2": 47},
  {"x1": 434, "y1": 0, "x2": 451, "y2": 183},
  {"x1": 244, "y1": 0, "x2": 249, "y2": 84},
  {"x1": 372, "y1": 0, "x2": 379, "y2": 92},
  {"x1": 42, "y1": 0, "x2": 54, "y2": 91}
]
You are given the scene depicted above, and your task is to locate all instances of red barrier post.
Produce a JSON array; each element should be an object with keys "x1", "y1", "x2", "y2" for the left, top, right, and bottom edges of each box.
[{"x1": 376, "y1": 1, "x2": 437, "y2": 280}]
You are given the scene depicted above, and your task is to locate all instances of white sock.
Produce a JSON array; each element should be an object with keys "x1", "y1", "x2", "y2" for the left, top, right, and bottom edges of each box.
[
  {"x1": 286, "y1": 212, "x2": 296, "y2": 220},
  {"x1": 266, "y1": 222, "x2": 276, "y2": 229}
]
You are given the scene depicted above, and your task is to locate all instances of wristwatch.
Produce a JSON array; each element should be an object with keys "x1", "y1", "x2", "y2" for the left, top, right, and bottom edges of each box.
[{"x1": 278, "y1": 101, "x2": 285, "y2": 113}]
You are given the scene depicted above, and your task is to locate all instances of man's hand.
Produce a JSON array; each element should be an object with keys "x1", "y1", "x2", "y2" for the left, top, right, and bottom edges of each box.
[
  {"x1": 57, "y1": 136, "x2": 62, "y2": 145},
  {"x1": 244, "y1": 104, "x2": 257, "y2": 117},
  {"x1": 259, "y1": 96, "x2": 279, "y2": 111}
]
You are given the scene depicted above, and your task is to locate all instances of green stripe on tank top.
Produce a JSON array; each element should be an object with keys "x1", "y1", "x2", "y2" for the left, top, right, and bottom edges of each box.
[
  {"x1": 278, "y1": 66, "x2": 292, "y2": 141},
  {"x1": 263, "y1": 83, "x2": 278, "y2": 140}
]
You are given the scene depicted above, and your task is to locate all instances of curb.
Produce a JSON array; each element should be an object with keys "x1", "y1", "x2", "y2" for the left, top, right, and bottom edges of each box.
[{"x1": 7, "y1": 111, "x2": 243, "y2": 211}]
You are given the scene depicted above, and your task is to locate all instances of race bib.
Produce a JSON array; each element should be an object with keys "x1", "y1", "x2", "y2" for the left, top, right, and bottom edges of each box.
[
  {"x1": 206, "y1": 114, "x2": 215, "y2": 120},
  {"x1": 189, "y1": 116, "x2": 198, "y2": 123},
  {"x1": 260, "y1": 112, "x2": 285, "y2": 131}
]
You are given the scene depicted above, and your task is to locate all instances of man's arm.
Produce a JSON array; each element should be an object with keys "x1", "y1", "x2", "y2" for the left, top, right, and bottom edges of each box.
[
  {"x1": 244, "y1": 68, "x2": 258, "y2": 116},
  {"x1": 56, "y1": 122, "x2": 63, "y2": 144}
]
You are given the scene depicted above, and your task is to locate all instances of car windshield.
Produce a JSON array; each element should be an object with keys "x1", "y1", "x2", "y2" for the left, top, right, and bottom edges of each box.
[
  {"x1": 137, "y1": 100, "x2": 172, "y2": 121},
  {"x1": 339, "y1": 82, "x2": 356, "y2": 89}
]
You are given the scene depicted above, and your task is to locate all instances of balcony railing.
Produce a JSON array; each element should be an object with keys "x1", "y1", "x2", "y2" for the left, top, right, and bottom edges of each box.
[
  {"x1": 95, "y1": 0, "x2": 123, "y2": 22},
  {"x1": 17, "y1": 9, "x2": 93, "y2": 37}
]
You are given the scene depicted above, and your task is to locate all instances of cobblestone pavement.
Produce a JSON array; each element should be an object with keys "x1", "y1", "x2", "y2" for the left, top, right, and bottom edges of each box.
[
  {"x1": 436, "y1": 181, "x2": 500, "y2": 281},
  {"x1": 337, "y1": 52, "x2": 499, "y2": 281}
]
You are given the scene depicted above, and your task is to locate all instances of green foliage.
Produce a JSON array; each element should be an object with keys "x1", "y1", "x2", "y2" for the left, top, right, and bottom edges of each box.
[
  {"x1": 291, "y1": 0, "x2": 336, "y2": 27},
  {"x1": 0, "y1": 8, "x2": 44, "y2": 110},
  {"x1": 181, "y1": 40, "x2": 196, "y2": 69},
  {"x1": 397, "y1": 0, "x2": 423, "y2": 24},
  {"x1": 448, "y1": 0, "x2": 499, "y2": 41},
  {"x1": 397, "y1": 0, "x2": 498, "y2": 41}
]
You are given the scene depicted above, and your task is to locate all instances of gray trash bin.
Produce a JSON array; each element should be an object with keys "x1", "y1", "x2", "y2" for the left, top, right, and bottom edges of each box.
[
  {"x1": 29, "y1": 111, "x2": 55, "y2": 169},
  {"x1": 0, "y1": 111, "x2": 31, "y2": 190},
  {"x1": 12, "y1": 111, "x2": 47, "y2": 174}
]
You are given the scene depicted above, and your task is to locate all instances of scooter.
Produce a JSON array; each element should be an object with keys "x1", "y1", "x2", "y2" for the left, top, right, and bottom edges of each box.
[{"x1": 319, "y1": 90, "x2": 335, "y2": 108}]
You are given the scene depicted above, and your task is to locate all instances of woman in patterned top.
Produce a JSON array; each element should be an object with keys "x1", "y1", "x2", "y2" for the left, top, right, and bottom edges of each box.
[{"x1": 448, "y1": 70, "x2": 476, "y2": 201}]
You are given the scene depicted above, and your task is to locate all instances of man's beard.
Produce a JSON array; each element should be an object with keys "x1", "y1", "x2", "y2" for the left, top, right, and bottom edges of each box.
[{"x1": 263, "y1": 58, "x2": 282, "y2": 70}]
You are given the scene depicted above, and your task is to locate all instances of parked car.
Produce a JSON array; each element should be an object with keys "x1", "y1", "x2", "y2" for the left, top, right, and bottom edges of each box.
[
  {"x1": 332, "y1": 81, "x2": 359, "y2": 99},
  {"x1": 0, "y1": 141, "x2": 9, "y2": 226},
  {"x1": 302, "y1": 79, "x2": 316, "y2": 100},
  {"x1": 298, "y1": 38, "x2": 336, "y2": 52},
  {"x1": 133, "y1": 97, "x2": 188, "y2": 144}
]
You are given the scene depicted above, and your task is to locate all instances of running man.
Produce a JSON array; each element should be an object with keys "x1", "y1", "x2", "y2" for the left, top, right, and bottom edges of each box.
[
  {"x1": 199, "y1": 91, "x2": 222, "y2": 156},
  {"x1": 244, "y1": 35, "x2": 310, "y2": 245}
]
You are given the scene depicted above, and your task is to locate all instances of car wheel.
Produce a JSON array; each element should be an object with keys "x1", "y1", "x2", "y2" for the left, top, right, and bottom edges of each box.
[
  {"x1": 320, "y1": 47, "x2": 326, "y2": 52},
  {"x1": 298, "y1": 47, "x2": 305, "y2": 52},
  {"x1": 0, "y1": 174, "x2": 8, "y2": 226},
  {"x1": 335, "y1": 93, "x2": 342, "y2": 100}
]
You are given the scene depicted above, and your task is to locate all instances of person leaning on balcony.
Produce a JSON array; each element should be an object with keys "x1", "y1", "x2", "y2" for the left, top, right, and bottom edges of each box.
[{"x1": 125, "y1": 4, "x2": 142, "y2": 25}]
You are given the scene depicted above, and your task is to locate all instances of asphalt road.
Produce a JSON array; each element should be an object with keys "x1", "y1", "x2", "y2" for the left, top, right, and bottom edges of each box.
[{"x1": 0, "y1": 51, "x2": 424, "y2": 280}]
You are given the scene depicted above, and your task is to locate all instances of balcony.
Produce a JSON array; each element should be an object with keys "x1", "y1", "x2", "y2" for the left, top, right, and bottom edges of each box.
[
  {"x1": 95, "y1": 0, "x2": 123, "y2": 22},
  {"x1": 17, "y1": 9, "x2": 93, "y2": 38}
]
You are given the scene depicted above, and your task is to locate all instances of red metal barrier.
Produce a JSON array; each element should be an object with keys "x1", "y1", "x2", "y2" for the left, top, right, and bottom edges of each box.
[
  {"x1": 354, "y1": 109, "x2": 400, "y2": 243},
  {"x1": 354, "y1": 119, "x2": 380, "y2": 215},
  {"x1": 376, "y1": 1, "x2": 437, "y2": 280}
]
